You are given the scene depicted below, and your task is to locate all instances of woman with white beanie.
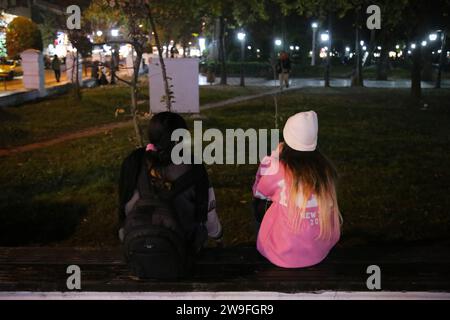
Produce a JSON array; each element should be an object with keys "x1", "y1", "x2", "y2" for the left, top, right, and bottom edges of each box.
[{"x1": 252, "y1": 111, "x2": 342, "y2": 268}]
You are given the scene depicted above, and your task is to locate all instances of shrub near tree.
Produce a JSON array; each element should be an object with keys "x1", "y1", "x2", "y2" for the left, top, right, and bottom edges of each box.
[{"x1": 6, "y1": 16, "x2": 43, "y2": 59}]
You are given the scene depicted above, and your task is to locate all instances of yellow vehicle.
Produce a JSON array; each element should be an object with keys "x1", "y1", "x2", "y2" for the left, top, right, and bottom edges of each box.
[{"x1": 0, "y1": 60, "x2": 23, "y2": 80}]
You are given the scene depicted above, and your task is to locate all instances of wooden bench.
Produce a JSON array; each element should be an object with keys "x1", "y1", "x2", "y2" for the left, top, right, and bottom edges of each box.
[{"x1": 0, "y1": 244, "x2": 449, "y2": 295}]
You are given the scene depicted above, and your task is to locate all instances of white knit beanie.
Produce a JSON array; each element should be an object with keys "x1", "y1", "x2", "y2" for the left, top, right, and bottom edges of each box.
[{"x1": 283, "y1": 111, "x2": 318, "y2": 152}]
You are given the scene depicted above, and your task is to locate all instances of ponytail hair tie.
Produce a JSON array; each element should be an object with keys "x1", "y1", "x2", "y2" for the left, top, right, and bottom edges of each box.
[{"x1": 146, "y1": 143, "x2": 158, "y2": 152}]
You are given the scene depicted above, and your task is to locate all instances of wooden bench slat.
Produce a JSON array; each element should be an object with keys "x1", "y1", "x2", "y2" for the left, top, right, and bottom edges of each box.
[
  {"x1": 1, "y1": 245, "x2": 450, "y2": 265},
  {"x1": 0, "y1": 246, "x2": 449, "y2": 292}
]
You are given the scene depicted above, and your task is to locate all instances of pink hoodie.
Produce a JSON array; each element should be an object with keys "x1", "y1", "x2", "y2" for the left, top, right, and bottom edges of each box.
[{"x1": 253, "y1": 148, "x2": 339, "y2": 268}]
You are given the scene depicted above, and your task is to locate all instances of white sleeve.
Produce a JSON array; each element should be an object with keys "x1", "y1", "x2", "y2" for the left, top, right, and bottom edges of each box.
[{"x1": 205, "y1": 187, "x2": 222, "y2": 239}]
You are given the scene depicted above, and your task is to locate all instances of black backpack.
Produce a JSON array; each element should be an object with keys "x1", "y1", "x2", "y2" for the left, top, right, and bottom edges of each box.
[{"x1": 123, "y1": 159, "x2": 209, "y2": 280}]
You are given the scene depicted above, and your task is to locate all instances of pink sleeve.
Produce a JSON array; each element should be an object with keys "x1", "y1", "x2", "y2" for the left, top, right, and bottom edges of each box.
[{"x1": 253, "y1": 152, "x2": 283, "y2": 200}]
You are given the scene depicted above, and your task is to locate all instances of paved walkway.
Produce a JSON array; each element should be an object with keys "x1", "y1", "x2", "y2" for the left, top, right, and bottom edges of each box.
[
  {"x1": 2, "y1": 74, "x2": 448, "y2": 99},
  {"x1": 0, "y1": 121, "x2": 133, "y2": 157},
  {"x1": 0, "y1": 70, "x2": 71, "y2": 98},
  {"x1": 199, "y1": 76, "x2": 450, "y2": 89}
]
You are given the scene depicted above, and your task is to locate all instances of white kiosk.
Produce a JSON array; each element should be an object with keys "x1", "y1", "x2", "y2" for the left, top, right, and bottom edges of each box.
[
  {"x1": 148, "y1": 57, "x2": 199, "y2": 114},
  {"x1": 20, "y1": 49, "x2": 45, "y2": 96}
]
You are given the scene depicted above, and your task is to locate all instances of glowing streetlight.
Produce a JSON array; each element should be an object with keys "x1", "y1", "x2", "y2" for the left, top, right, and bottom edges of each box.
[
  {"x1": 362, "y1": 46, "x2": 367, "y2": 51},
  {"x1": 429, "y1": 33, "x2": 438, "y2": 41},
  {"x1": 320, "y1": 33, "x2": 329, "y2": 42},
  {"x1": 274, "y1": 39, "x2": 282, "y2": 47},
  {"x1": 421, "y1": 41, "x2": 427, "y2": 47},
  {"x1": 111, "y1": 29, "x2": 119, "y2": 37},
  {"x1": 311, "y1": 22, "x2": 319, "y2": 29},
  {"x1": 237, "y1": 31, "x2": 246, "y2": 87},
  {"x1": 360, "y1": 40, "x2": 365, "y2": 46},
  {"x1": 96, "y1": 30, "x2": 103, "y2": 37},
  {"x1": 411, "y1": 43, "x2": 417, "y2": 49},
  {"x1": 237, "y1": 32, "x2": 246, "y2": 41}
]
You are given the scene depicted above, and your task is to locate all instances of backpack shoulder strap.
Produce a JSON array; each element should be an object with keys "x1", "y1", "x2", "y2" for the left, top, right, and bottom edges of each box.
[
  {"x1": 137, "y1": 158, "x2": 154, "y2": 200},
  {"x1": 169, "y1": 164, "x2": 209, "y2": 223}
]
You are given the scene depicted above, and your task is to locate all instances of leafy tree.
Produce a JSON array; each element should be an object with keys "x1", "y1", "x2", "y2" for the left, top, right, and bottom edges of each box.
[
  {"x1": 86, "y1": 0, "x2": 150, "y2": 146},
  {"x1": 0, "y1": 12, "x2": 7, "y2": 58},
  {"x1": 200, "y1": 0, "x2": 269, "y2": 85},
  {"x1": 275, "y1": 0, "x2": 351, "y2": 87},
  {"x1": 67, "y1": 30, "x2": 93, "y2": 101},
  {"x1": 86, "y1": 0, "x2": 200, "y2": 145},
  {"x1": 397, "y1": 0, "x2": 450, "y2": 100},
  {"x1": 6, "y1": 16, "x2": 43, "y2": 58}
]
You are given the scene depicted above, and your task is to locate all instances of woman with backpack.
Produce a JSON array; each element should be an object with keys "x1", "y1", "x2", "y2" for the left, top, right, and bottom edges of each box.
[
  {"x1": 252, "y1": 111, "x2": 342, "y2": 268},
  {"x1": 118, "y1": 112, "x2": 222, "y2": 279}
]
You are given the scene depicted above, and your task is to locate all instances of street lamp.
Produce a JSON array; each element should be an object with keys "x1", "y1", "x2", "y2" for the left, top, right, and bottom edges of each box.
[
  {"x1": 429, "y1": 33, "x2": 438, "y2": 41},
  {"x1": 237, "y1": 31, "x2": 246, "y2": 87},
  {"x1": 96, "y1": 30, "x2": 103, "y2": 37},
  {"x1": 411, "y1": 43, "x2": 417, "y2": 50},
  {"x1": 111, "y1": 29, "x2": 119, "y2": 37},
  {"x1": 320, "y1": 32, "x2": 329, "y2": 42},
  {"x1": 311, "y1": 22, "x2": 318, "y2": 66},
  {"x1": 421, "y1": 41, "x2": 427, "y2": 47},
  {"x1": 274, "y1": 39, "x2": 282, "y2": 47}
]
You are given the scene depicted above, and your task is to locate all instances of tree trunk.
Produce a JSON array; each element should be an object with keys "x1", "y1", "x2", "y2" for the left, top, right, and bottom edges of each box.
[
  {"x1": 352, "y1": 17, "x2": 364, "y2": 87},
  {"x1": 376, "y1": 47, "x2": 389, "y2": 80},
  {"x1": 375, "y1": 28, "x2": 389, "y2": 80},
  {"x1": 436, "y1": 31, "x2": 447, "y2": 89},
  {"x1": 110, "y1": 46, "x2": 117, "y2": 85},
  {"x1": 130, "y1": 47, "x2": 144, "y2": 147},
  {"x1": 74, "y1": 51, "x2": 82, "y2": 100},
  {"x1": 365, "y1": 29, "x2": 376, "y2": 67},
  {"x1": 218, "y1": 15, "x2": 227, "y2": 85},
  {"x1": 148, "y1": 9, "x2": 172, "y2": 111},
  {"x1": 324, "y1": 13, "x2": 332, "y2": 88},
  {"x1": 421, "y1": 48, "x2": 433, "y2": 82},
  {"x1": 411, "y1": 46, "x2": 422, "y2": 100}
]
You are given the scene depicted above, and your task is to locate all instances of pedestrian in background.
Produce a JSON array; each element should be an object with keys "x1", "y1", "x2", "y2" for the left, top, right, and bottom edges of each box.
[
  {"x1": 276, "y1": 51, "x2": 291, "y2": 89},
  {"x1": 51, "y1": 55, "x2": 61, "y2": 83}
]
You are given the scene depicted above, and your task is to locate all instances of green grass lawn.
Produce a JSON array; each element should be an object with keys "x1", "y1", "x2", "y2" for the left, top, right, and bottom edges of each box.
[
  {"x1": 0, "y1": 84, "x2": 264, "y2": 149},
  {"x1": 0, "y1": 87, "x2": 449, "y2": 247}
]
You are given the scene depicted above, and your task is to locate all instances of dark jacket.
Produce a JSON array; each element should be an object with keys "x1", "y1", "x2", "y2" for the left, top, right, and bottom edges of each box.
[
  {"x1": 276, "y1": 58, "x2": 291, "y2": 73},
  {"x1": 118, "y1": 148, "x2": 222, "y2": 246}
]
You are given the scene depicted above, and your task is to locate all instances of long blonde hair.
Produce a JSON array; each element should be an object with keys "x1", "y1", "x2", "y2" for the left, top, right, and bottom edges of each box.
[{"x1": 279, "y1": 143, "x2": 342, "y2": 240}]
